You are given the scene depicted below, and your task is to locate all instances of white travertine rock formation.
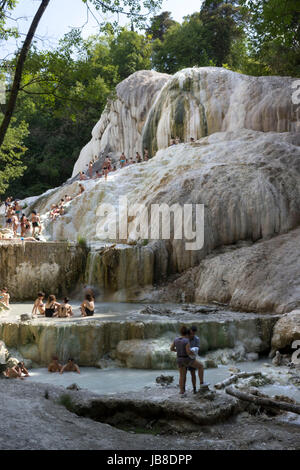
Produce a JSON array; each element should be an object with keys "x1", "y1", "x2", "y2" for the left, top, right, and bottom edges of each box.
[
  {"x1": 152, "y1": 227, "x2": 300, "y2": 314},
  {"x1": 271, "y1": 309, "x2": 300, "y2": 352},
  {"x1": 24, "y1": 68, "x2": 300, "y2": 312},
  {"x1": 142, "y1": 67, "x2": 299, "y2": 156},
  {"x1": 72, "y1": 70, "x2": 170, "y2": 176}
]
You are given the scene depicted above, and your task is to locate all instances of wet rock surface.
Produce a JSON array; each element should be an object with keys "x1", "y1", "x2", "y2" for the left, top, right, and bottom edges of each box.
[
  {"x1": 0, "y1": 379, "x2": 299, "y2": 450},
  {"x1": 0, "y1": 306, "x2": 279, "y2": 368},
  {"x1": 271, "y1": 309, "x2": 300, "y2": 353}
]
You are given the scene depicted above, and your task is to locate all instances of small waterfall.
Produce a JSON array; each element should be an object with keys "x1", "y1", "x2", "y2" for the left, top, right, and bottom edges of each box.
[{"x1": 84, "y1": 244, "x2": 155, "y2": 300}]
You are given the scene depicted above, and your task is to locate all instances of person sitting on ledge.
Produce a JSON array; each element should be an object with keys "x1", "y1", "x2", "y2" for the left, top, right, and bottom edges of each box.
[
  {"x1": 0, "y1": 287, "x2": 10, "y2": 309},
  {"x1": 48, "y1": 356, "x2": 62, "y2": 373},
  {"x1": 19, "y1": 361, "x2": 30, "y2": 377},
  {"x1": 45, "y1": 295, "x2": 60, "y2": 318},
  {"x1": 80, "y1": 294, "x2": 95, "y2": 317},
  {"x1": 32, "y1": 292, "x2": 45, "y2": 316},
  {"x1": 170, "y1": 325, "x2": 204, "y2": 396},
  {"x1": 60, "y1": 358, "x2": 80, "y2": 374},
  {"x1": 57, "y1": 297, "x2": 73, "y2": 318},
  {"x1": 4, "y1": 362, "x2": 28, "y2": 379}
]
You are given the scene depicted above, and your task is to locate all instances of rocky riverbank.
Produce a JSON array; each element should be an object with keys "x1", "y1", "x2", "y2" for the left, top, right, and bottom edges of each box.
[{"x1": 0, "y1": 377, "x2": 299, "y2": 450}]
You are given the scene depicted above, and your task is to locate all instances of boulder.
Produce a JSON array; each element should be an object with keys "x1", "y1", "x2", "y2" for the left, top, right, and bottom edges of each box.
[
  {"x1": 271, "y1": 309, "x2": 300, "y2": 353},
  {"x1": 20, "y1": 314, "x2": 33, "y2": 322}
]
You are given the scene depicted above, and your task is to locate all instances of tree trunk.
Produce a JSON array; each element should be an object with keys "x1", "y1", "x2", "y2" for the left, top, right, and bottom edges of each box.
[
  {"x1": 0, "y1": 0, "x2": 50, "y2": 148},
  {"x1": 214, "y1": 371, "x2": 262, "y2": 390},
  {"x1": 226, "y1": 385, "x2": 300, "y2": 415}
]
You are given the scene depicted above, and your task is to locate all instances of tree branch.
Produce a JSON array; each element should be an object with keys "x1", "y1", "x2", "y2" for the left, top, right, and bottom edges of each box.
[{"x1": 0, "y1": 0, "x2": 50, "y2": 148}]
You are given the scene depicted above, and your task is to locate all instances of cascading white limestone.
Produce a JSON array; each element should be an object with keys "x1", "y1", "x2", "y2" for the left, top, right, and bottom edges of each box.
[
  {"x1": 22, "y1": 68, "x2": 300, "y2": 310},
  {"x1": 142, "y1": 67, "x2": 298, "y2": 156},
  {"x1": 72, "y1": 70, "x2": 170, "y2": 177}
]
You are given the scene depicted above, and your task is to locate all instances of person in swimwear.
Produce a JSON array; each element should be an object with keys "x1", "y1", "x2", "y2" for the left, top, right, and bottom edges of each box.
[
  {"x1": 80, "y1": 294, "x2": 95, "y2": 317},
  {"x1": 60, "y1": 358, "x2": 80, "y2": 374},
  {"x1": 120, "y1": 152, "x2": 126, "y2": 168},
  {"x1": 78, "y1": 183, "x2": 85, "y2": 196},
  {"x1": 95, "y1": 170, "x2": 101, "y2": 179},
  {"x1": 31, "y1": 210, "x2": 41, "y2": 237},
  {"x1": 20, "y1": 215, "x2": 27, "y2": 237},
  {"x1": 79, "y1": 171, "x2": 87, "y2": 181},
  {"x1": 102, "y1": 157, "x2": 111, "y2": 180},
  {"x1": 18, "y1": 361, "x2": 30, "y2": 377},
  {"x1": 45, "y1": 295, "x2": 60, "y2": 318},
  {"x1": 136, "y1": 152, "x2": 142, "y2": 163},
  {"x1": 143, "y1": 148, "x2": 149, "y2": 161},
  {"x1": 0, "y1": 287, "x2": 10, "y2": 308},
  {"x1": 32, "y1": 292, "x2": 45, "y2": 316},
  {"x1": 88, "y1": 161, "x2": 93, "y2": 179},
  {"x1": 4, "y1": 364, "x2": 24, "y2": 379},
  {"x1": 11, "y1": 212, "x2": 19, "y2": 237},
  {"x1": 14, "y1": 200, "x2": 22, "y2": 219},
  {"x1": 57, "y1": 297, "x2": 73, "y2": 318},
  {"x1": 5, "y1": 205, "x2": 14, "y2": 229},
  {"x1": 48, "y1": 356, "x2": 62, "y2": 373}
]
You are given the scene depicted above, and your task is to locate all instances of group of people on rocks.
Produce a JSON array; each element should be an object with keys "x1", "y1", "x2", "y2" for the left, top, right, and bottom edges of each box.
[
  {"x1": 169, "y1": 136, "x2": 195, "y2": 146},
  {"x1": 79, "y1": 148, "x2": 150, "y2": 182},
  {"x1": 32, "y1": 291, "x2": 95, "y2": 318},
  {"x1": 3, "y1": 197, "x2": 42, "y2": 240},
  {"x1": 49, "y1": 195, "x2": 72, "y2": 221}
]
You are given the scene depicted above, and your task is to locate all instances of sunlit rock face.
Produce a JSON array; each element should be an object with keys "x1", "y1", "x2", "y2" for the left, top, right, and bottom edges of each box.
[
  {"x1": 0, "y1": 313, "x2": 277, "y2": 367},
  {"x1": 36, "y1": 130, "x2": 300, "y2": 280},
  {"x1": 23, "y1": 68, "x2": 300, "y2": 310},
  {"x1": 0, "y1": 243, "x2": 87, "y2": 300},
  {"x1": 271, "y1": 309, "x2": 300, "y2": 353},
  {"x1": 150, "y1": 228, "x2": 300, "y2": 314},
  {"x1": 72, "y1": 70, "x2": 170, "y2": 177},
  {"x1": 142, "y1": 67, "x2": 298, "y2": 156}
]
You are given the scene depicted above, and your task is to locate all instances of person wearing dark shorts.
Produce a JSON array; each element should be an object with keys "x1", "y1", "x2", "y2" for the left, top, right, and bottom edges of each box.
[
  {"x1": 170, "y1": 325, "x2": 204, "y2": 395},
  {"x1": 187, "y1": 326, "x2": 201, "y2": 394}
]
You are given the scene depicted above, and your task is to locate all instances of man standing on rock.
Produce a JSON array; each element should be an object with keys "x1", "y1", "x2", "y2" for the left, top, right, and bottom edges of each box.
[
  {"x1": 170, "y1": 326, "x2": 204, "y2": 396},
  {"x1": 187, "y1": 326, "x2": 201, "y2": 394}
]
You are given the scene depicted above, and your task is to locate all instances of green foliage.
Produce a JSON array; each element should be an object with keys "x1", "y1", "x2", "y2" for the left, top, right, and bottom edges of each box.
[
  {"x1": 83, "y1": 0, "x2": 163, "y2": 29},
  {"x1": 0, "y1": 115, "x2": 28, "y2": 195},
  {"x1": 58, "y1": 393, "x2": 76, "y2": 412},
  {"x1": 110, "y1": 28, "x2": 152, "y2": 81},
  {"x1": 152, "y1": 14, "x2": 212, "y2": 74},
  {"x1": 146, "y1": 11, "x2": 178, "y2": 41},
  {"x1": 77, "y1": 236, "x2": 87, "y2": 248},
  {"x1": 240, "y1": 0, "x2": 300, "y2": 76},
  {"x1": 7, "y1": 28, "x2": 151, "y2": 198},
  {"x1": 0, "y1": 0, "x2": 19, "y2": 41}
]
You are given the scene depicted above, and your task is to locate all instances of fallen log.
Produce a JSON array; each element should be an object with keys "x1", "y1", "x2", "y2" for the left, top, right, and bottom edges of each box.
[
  {"x1": 214, "y1": 371, "x2": 262, "y2": 390},
  {"x1": 226, "y1": 386, "x2": 300, "y2": 415}
]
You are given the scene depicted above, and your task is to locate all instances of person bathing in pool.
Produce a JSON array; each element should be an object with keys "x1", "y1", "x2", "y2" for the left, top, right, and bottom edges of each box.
[
  {"x1": 48, "y1": 356, "x2": 62, "y2": 373},
  {"x1": 60, "y1": 358, "x2": 80, "y2": 374},
  {"x1": 80, "y1": 294, "x2": 95, "y2": 317}
]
